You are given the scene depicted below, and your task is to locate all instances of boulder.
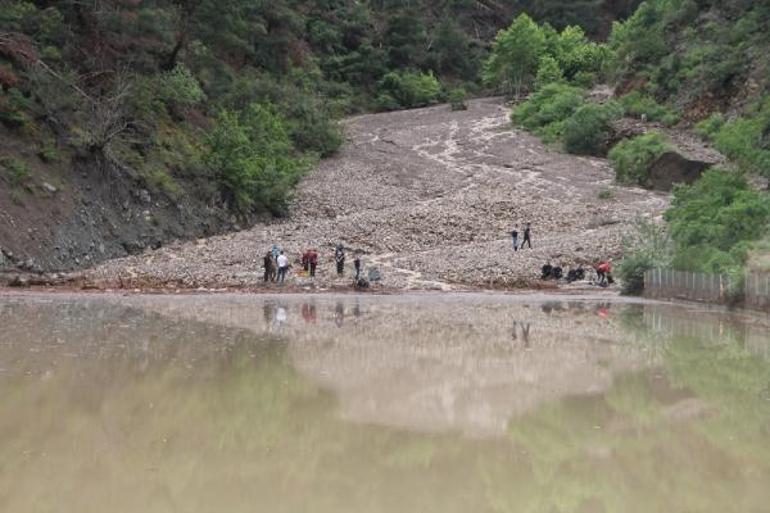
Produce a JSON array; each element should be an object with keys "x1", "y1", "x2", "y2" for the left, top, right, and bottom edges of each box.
[{"x1": 646, "y1": 151, "x2": 710, "y2": 191}]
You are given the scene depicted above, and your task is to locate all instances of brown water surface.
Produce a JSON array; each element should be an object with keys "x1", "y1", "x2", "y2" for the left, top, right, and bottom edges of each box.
[{"x1": 1, "y1": 293, "x2": 769, "y2": 512}]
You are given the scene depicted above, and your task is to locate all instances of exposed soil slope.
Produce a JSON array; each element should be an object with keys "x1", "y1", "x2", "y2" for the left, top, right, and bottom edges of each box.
[{"x1": 86, "y1": 98, "x2": 669, "y2": 290}]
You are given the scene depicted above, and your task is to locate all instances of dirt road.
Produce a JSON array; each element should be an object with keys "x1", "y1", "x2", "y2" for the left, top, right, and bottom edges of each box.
[{"x1": 85, "y1": 98, "x2": 669, "y2": 290}]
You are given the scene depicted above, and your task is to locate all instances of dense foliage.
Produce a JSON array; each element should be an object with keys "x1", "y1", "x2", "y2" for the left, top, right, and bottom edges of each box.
[
  {"x1": 608, "y1": 132, "x2": 670, "y2": 185},
  {"x1": 205, "y1": 104, "x2": 310, "y2": 215},
  {"x1": 563, "y1": 101, "x2": 623, "y2": 155},
  {"x1": 617, "y1": 219, "x2": 672, "y2": 294},
  {"x1": 483, "y1": 14, "x2": 609, "y2": 97},
  {"x1": 665, "y1": 169, "x2": 770, "y2": 274},
  {"x1": 511, "y1": 83, "x2": 585, "y2": 142}
]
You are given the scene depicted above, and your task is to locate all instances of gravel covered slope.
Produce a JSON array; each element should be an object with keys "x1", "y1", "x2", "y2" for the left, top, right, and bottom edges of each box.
[{"x1": 85, "y1": 98, "x2": 669, "y2": 290}]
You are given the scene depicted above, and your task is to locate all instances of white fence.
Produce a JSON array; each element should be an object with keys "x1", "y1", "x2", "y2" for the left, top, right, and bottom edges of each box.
[{"x1": 644, "y1": 269, "x2": 770, "y2": 311}]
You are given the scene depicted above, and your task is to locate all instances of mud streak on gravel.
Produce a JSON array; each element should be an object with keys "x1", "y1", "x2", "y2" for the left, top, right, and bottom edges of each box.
[{"x1": 87, "y1": 98, "x2": 669, "y2": 290}]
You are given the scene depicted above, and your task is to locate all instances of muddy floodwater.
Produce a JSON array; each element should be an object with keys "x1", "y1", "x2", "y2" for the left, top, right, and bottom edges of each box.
[{"x1": 1, "y1": 293, "x2": 769, "y2": 513}]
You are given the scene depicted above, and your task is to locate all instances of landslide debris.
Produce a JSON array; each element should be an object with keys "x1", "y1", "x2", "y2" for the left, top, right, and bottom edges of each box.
[{"x1": 85, "y1": 98, "x2": 669, "y2": 290}]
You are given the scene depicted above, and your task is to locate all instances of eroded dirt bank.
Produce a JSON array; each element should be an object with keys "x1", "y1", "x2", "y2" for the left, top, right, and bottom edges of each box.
[{"x1": 83, "y1": 98, "x2": 669, "y2": 290}]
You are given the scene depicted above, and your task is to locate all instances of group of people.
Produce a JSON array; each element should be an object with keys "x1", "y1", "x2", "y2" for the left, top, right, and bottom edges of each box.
[
  {"x1": 263, "y1": 244, "x2": 291, "y2": 283},
  {"x1": 541, "y1": 260, "x2": 613, "y2": 286},
  {"x1": 510, "y1": 223, "x2": 532, "y2": 251},
  {"x1": 511, "y1": 223, "x2": 614, "y2": 286},
  {"x1": 263, "y1": 244, "x2": 364, "y2": 284}
]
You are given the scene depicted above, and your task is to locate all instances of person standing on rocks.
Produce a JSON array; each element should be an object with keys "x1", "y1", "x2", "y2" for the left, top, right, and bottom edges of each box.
[
  {"x1": 521, "y1": 223, "x2": 532, "y2": 249},
  {"x1": 354, "y1": 254, "x2": 362, "y2": 280},
  {"x1": 511, "y1": 226, "x2": 519, "y2": 251},
  {"x1": 334, "y1": 245, "x2": 346, "y2": 277},
  {"x1": 308, "y1": 249, "x2": 318, "y2": 278},
  {"x1": 263, "y1": 251, "x2": 275, "y2": 283},
  {"x1": 277, "y1": 251, "x2": 290, "y2": 283}
]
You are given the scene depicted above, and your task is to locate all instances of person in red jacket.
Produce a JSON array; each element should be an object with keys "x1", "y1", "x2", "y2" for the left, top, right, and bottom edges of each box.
[
  {"x1": 308, "y1": 249, "x2": 318, "y2": 278},
  {"x1": 596, "y1": 259, "x2": 613, "y2": 286}
]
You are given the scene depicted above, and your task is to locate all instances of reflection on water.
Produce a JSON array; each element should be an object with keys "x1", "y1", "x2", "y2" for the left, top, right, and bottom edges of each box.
[{"x1": 0, "y1": 293, "x2": 769, "y2": 513}]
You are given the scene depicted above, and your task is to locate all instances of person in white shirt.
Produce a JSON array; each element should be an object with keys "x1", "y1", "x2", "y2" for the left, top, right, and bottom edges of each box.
[{"x1": 276, "y1": 251, "x2": 290, "y2": 283}]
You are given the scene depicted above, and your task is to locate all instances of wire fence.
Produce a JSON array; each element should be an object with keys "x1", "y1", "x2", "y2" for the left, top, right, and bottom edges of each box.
[{"x1": 644, "y1": 268, "x2": 770, "y2": 312}]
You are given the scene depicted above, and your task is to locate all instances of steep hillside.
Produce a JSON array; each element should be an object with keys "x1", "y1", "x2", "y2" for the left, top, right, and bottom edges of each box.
[{"x1": 0, "y1": 0, "x2": 642, "y2": 273}]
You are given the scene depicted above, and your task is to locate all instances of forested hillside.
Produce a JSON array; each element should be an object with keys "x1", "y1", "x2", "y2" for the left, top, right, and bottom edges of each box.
[
  {"x1": 0, "y1": 0, "x2": 642, "y2": 271},
  {"x1": 6, "y1": 0, "x2": 769, "y2": 286}
]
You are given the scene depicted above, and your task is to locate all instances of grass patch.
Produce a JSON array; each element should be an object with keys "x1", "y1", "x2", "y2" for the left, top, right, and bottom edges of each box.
[
  {"x1": 619, "y1": 91, "x2": 680, "y2": 126},
  {"x1": 36, "y1": 142, "x2": 62, "y2": 163},
  {"x1": 0, "y1": 156, "x2": 31, "y2": 186},
  {"x1": 694, "y1": 113, "x2": 725, "y2": 140},
  {"x1": 598, "y1": 188, "x2": 615, "y2": 200},
  {"x1": 144, "y1": 168, "x2": 182, "y2": 199}
]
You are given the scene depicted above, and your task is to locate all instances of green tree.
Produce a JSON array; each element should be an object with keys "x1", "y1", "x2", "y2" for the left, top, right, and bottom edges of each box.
[
  {"x1": 377, "y1": 70, "x2": 441, "y2": 109},
  {"x1": 534, "y1": 55, "x2": 564, "y2": 90},
  {"x1": 483, "y1": 14, "x2": 546, "y2": 98},
  {"x1": 553, "y1": 25, "x2": 609, "y2": 79},
  {"x1": 205, "y1": 104, "x2": 309, "y2": 215}
]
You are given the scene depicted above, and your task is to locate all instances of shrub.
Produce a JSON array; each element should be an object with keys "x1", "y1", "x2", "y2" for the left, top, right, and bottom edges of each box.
[
  {"x1": 36, "y1": 142, "x2": 61, "y2": 163},
  {"x1": 0, "y1": 156, "x2": 31, "y2": 186},
  {"x1": 0, "y1": 88, "x2": 33, "y2": 129},
  {"x1": 377, "y1": 70, "x2": 441, "y2": 109},
  {"x1": 158, "y1": 64, "x2": 205, "y2": 110},
  {"x1": 571, "y1": 71, "x2": 598, "y2": 88},
  {"x1": 694, "y1": 113, "x2": 725, "y2": 140},
  {"x1": 449, "y1": 87, "x2": 468, "y2": 111},
  {"x1": 618, "y1": 219, "x2": 672, "y2": 295},
  {"x1": 205, "y1": 104, "x2": 310, "y2": 215},
  {"x1": 143, "y1": 167, "x2": 182, "y2": 198},
  {"x1": 608, "y1": 132, "x2": 670, "y2": 185},
  {"x1": 664, "y1": 168, "x2": 770, "y2": 273},
  {"x1": 563, "y1": 101, "x2": 623, "y2": 156},
  {"x1": 619, "y1": 91, "x2": 680, "y2": 126},
  {"x1": 512, "y1": 83, "x2": 585, "y2": 142},
  {"x1": 710, "y1": 98, "x2": 770, "y2": 179},
  {"x1": 553, "y1": 25, "x2": 610, "y2": 79},
  {"x1": 598, "y1": 188, "x2": 614, "y2": 200},
  {"x1": 534, "y1": 55, "x2": 563, "y2": 90},
  {"x1": 282, "y1": 95, "x2": 343, "y2": 158}
]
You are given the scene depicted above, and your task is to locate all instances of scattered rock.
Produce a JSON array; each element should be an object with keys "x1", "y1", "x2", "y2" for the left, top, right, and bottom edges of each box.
[
  {"x1": 138, "y1": 189, "x2": 151, "y2": 204},
  {"x1": 41, "y1": 182, "x2": 58, "y2": 194},
  {"x1": 8, "y1": 275, "x2": 30, "y2": 288}
]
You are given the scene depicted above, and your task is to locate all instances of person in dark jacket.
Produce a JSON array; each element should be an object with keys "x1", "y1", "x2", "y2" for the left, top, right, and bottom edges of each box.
[
  {"x1": 521, "y1": 223, "x2": 532, "y2": 249},
  {"x1": 511, "y1": 226, "x2": 519, "y2": 251},
  {"x1": 354, "y1": 254, "x2": 362, "y2": 280},
  {"x1": 308, "y1": 249, "x2": 318, "y2": 278},
  {"x1": 334, "y1": 245, "x2": 345, "y2": 276},
  {"x1": 263, "y1": 251, "x2": 275, "y2": 283}
]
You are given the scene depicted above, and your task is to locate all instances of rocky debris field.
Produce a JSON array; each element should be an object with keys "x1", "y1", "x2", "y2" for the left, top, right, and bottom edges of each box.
[{"x1": 83, "y1": 98, "x2": 669, "y2": 291}]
